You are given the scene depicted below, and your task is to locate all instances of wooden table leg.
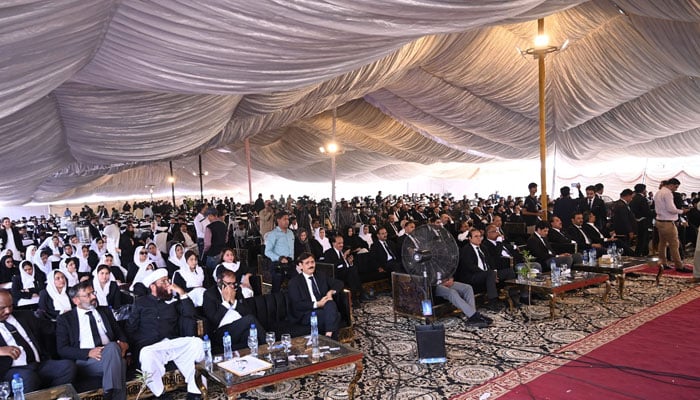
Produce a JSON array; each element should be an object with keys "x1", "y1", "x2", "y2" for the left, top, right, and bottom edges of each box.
[
  {"x1": 501, "y1": 287, "x2": 514, "y2": 312},
  {"x1": 548, "y1": 293, "x2": 556, "y2": 319},
  {"x1": 655, "y1": 264, "x2": 663, "y2": 286},
  {"x1": 603, "y1": 280, "x2": 611, "y2": 303},
  {"x1": 195, "y1": 367, "x2": 208, "y2": 400},
  {"x1": 617, "y1": 274, "x2": 625, "y2": 299},
  {"x1": 348, "y1": 359, "x2": 363, "y2": 399}
]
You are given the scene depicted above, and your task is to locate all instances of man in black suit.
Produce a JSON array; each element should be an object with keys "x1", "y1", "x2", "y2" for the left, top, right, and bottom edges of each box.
[
  {"x1": 368, "y1": 227, "x2": 402, "y2": 274},
  {"x1": 553, "y1": 186, "x2": 581, "y2": 229},
  {"x1": 611, "y1": 189, "x2": 636, "y2": 255},
  {"x1": 629, "y1": 184, "x2": 653, "y2": 256},
  {"x1": 456, "y1": 228, "x2": 499, "y2": 301},
  {"x1": 202, "y1": 269, "x2": 265, "y2": 353},
  {"x1": 321, "y1": 236, "x2": 367, "y2": 304},
  {"x1": 566, "y1": 212, "x2": 603, "y2": 253},
  {"x1": 1, "y1": 218, "x2": 25, "y2": 262},
  {"x1": 56, "y1": 281, "x2": 128, "y2": 400},
  {"x1": 548, "y1": 217, "x2": 582, "y2": 265},
  {"x1": 0, "y1": 290, "x2": 76, "y2": 392},
  {"x1": 580, "y1": 185, "x2": 607, "y2": 230},
  {"x1": 526, "y1": 221, "x2": 573, "y2": 272},
  {"x1": 287, "y1": 253, "x2": 342, "y2": 339}
]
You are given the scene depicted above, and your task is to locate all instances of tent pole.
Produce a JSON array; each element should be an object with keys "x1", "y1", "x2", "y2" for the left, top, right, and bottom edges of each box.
[
  {"x1": 245, "y1": 138, "x2": 253, "y2": 205},
  {"x1": 537, "y1": 18, "x2": 549, "y2": 218},
  {"x1": 169, "y1": 161, "x2": 176, "y2": 208},
  {"x1": 198, "y1": 155, "x2": 204, "y2": 202}
]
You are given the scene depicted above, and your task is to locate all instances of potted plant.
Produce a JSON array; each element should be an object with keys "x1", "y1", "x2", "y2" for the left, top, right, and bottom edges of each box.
[{"x1": 518, "y1": 250, "x2": 536, "y2": 281}]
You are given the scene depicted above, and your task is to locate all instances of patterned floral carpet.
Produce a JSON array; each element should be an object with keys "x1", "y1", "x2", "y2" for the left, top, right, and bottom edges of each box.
[{"x1": 169, "y1": 273, "x2": 695, "y2": 400}]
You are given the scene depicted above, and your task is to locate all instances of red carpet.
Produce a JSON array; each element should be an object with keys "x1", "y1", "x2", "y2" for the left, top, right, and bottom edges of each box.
[
  {"x1": 454, "y1": 287, "x2": 700, "y2": 400},
  {"x1": 635, "y1": 263, "x2": 694, "y2": 279}
]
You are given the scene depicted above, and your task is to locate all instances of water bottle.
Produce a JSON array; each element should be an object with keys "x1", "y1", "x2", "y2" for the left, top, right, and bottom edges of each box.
[
  {"x1": 223, "y1": 331, "x2": 233, "y2": 360},
  {"x1": 248, "y1": 324, "x2": 258, "y2": 357},
  {"x1": 436, "y1": 271, "x2": 442, "y2": 286},
  {"x1": 589, "y1": 248, "x2": 596, "y2": 265},
  {"x1": 551, "y1": 260, "x2": 560, "y2": 284},
  {"x1": 310, "y1": 311, "x2": 320, "y2": 362},
  {"x1": 202, "y1": 335, "x2": 213, "y2": 371},
  {"x1": 582, "y1": 251, "x2": 589, "y2": 265},
  {"x1": 11, "y1": 373, "x2": 24, "y2": 400}
]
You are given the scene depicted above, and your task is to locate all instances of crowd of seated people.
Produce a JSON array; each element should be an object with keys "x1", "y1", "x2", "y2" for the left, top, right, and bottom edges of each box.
[{"x1": 0, "y1": 180, "x2": 694, "y2": 397}]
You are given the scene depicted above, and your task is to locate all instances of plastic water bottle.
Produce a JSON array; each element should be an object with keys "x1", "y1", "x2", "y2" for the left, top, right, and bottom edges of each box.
[
  {"x1": 310, "y1": 311, "x2": 320, "y2": 362},
  {"x1": 223, "y1": 331, "x2": 233, "y2": 360},
  {"x1": 248, "y1": 324, "x2": 258, "y2": 357},
  {"x1": 582, "y1": 251, "x2": 589, "y2": 265},
  {"x1": 11, "y1": 373, "x2": 24, "y2": 400},
  {"x1": 436, "y1": 271, "x2": 442, "y2": 286},
  {"x1": 589, "y1": 249, "x2": 596, "y2": 265},
  {"x1": 202, "y1": 335, "x2": 213, "y2": 371},
  {"x1": 550, "y1": 260, "x2": 560, "y2": 284}
]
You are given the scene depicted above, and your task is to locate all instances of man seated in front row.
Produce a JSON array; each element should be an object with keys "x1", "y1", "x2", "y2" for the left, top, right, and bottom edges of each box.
[
  {"x1": 127, "y1": 269, "x2": 204, "y2": 400},
  {"x1": 56, "y1": 281, "x2": 128, "y2": 400},
  {"x1": 287, "y1": 253, "x2": 342, "y2": 339},
  {"x1": 202, "y1": 268, "x2": 266, "y2": 353},
  {"x1": 0, "y1": 289, "x2": 76, "y2": 391},
  {"x1": 526, "y1": 221, "x2": 574, "y2": 271}
]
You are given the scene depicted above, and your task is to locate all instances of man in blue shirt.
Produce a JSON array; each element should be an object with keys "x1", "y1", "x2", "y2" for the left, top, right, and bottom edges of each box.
[{"x1": 264, "y1": 211, "x2": 296, "y2": 292}]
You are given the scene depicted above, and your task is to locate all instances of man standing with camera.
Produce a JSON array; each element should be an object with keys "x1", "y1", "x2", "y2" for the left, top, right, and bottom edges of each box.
[{"x1": 264, "y1": 211, "x2": 296, "y2": 293}]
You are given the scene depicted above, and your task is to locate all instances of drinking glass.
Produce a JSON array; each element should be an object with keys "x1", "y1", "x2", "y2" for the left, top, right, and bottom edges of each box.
[
  {"x1": 266, "y1": 331, "x2": 276, "y2": 360},
  {"x1": 617, "y1": 248, "x2": 624, "y2": 261},
  {"x1": 561, "y1": 263, "x2": 569, "y2": 278},
  {"x1": 0, "y1": 381, "x2": 9, "y2": 400},
  {"x1": 281, "y1": 333, "x2": 292, "y2": 353}
]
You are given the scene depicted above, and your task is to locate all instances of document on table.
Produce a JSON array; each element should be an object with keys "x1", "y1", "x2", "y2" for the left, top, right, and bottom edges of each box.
[{"x1": 218, "y1": 355, "x2": 273, "y2": 376}]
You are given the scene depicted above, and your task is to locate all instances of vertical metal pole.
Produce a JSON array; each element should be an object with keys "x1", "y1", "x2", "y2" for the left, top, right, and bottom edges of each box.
[
  {"x1": 330, "y1": 109, "x2": 337, "y2": 228},
  {"x1": 245, "y1": 138, "x2": 253, "y2": 205},
  {"x1": 169, "y1": 161, "x2": 176, "y2": 209},
  {"x1": 537, "y1": 18, "x2": 549, "y2": 218},
  {"x1": 198, "y1": 154, "x2": 204, "y2": 202}
]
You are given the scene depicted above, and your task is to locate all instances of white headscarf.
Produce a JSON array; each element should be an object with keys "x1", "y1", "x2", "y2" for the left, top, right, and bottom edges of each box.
[
  {"x1": 75, "y1": 245, "x2": 91, "y2": 273},
  {"x1": 92, "y1": 266, "x2": 111, "y2": 306},
  {"x1": 59, "y1": 258, "x2": 80, "y2": 287},
  {"x1": 175, "y1": 253, "x2": 204, "y2": 289},
  {"x1": 359, "y1": 224, "x2": 374, "y2": 247},
  {"x1": 130, "y1": 249, "x2": 155, "y2": 291},
  {"x1": 146, "y1": 243, "x2": 167, "y2": 269},
  {"x1": 314, "y1": 228, "x2": 331, "y2": 252},
  {"x1": 46, "y1": 270, "x2": 71, "y2": 315},
  {"x1": 89, "y1": 238, "x2": 108, "y2": 259},
  {"x1": 19, "y1": 260, "x2": 36, "y2": 289},
  {"x1": 168, "y1": 243, "x2": 189, "y2": 270},
  {"x1": 24, "y1": 245, "x2": 37, "y2": 265},
  {"x1": 33, "y1": 248, "x2": 52, "y2": 276}
]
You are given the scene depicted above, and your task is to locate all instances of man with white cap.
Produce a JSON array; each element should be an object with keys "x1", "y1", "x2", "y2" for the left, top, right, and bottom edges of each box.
[{"x1": 126, "y1": 269, "x2": 204, "y2": 400}]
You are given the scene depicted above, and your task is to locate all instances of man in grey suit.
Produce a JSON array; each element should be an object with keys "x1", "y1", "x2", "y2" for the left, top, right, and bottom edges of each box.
[{"x1": 56, "y1": 281, "x2": 129, "y2": 400}]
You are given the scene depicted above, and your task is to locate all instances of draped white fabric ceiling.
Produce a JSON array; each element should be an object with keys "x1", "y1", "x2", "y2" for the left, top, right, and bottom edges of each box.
[{"x1": 1, "y1": 0, "x2": 699, "y2": 205}]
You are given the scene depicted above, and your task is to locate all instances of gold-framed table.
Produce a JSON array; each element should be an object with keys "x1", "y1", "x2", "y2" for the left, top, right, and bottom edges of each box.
[
  {"x1": 504, "y1": 272, "x2": 611, "y2": 319},
  {"x1": 571, "y1": 256, "x2": 662, "y2": 299},
  {"x1": 195, "y1": 335, "x2": 363, "y2": 400}
]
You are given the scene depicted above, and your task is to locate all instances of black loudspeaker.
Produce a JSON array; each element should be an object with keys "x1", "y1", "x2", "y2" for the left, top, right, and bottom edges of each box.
[{"x1": 415, "y1": 324, "x2": 446, "y2": 364}]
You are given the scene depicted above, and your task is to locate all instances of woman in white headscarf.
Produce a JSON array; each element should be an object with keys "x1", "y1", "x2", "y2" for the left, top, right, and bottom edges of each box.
[
  {"x1": 24, "y1": 245, "x2": 38, "y2": 267},
  {"x1": 92, "y1": 253, "x2": 127, "y2": 284},
  {"x1": 129, "y1": 262, "x2": 155, "y2": 293},
  {"x1": 33, "y1": 248, "x2": 52, "y2": 276},
  {"x1": 59, "y1": 257, "x2": 86, "y2": 287},
  {"x1": 92, "y1": 264, "x2": 122, "y2": 308},
  {"x1": 314, "y1": 227, "x2": 332, "y2": 253},
  {"x1": 38, "y1": 270, "x2": 72, "y2": 320},
  {"x1": 172, "y1": 250, "x2": 205, "y2": 307},
  {"x1": 359, "y1": 224, "x2": 374, "y2": 248},
  {"x1": 88, "y1": 237, "x2": 108, "y2": 270},
  {"x1": 11, "y1": 260, "x2": 46, "y2": 307},
  {"x1": 102, "y1": 221, "x2": 122, "y2": 266},
  {"x1": 145, "y1": 242, "x2": 167, "y2": 270},
  {"x1": 213, "y1": 248, "x2": 254, "y2": 298},
  {"x1": 75, "y1": 244, "x2": 92, "y2": 274},
  {"x1": 126, "y1": 246, "x2": 150, "y2": 284},
  {"x1": 166, "y1": 243, "x2": 188, "y2": 275}
]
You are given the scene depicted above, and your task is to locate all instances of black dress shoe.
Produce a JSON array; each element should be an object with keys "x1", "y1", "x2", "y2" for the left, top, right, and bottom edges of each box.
[
  {"x1": 103, "y1": 390, "x2": 113, "y2": 400},
  {"x1": 465, "y1": 313, "x2": 489, "y2": 328},
  {"x1": 360, "y1": 292, "x2": 374, "y2": 301}
]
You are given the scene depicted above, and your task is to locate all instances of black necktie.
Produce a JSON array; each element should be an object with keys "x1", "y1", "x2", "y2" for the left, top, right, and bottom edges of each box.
[
  {"x1": 338, "y1": 250, "x2": 347, "y2": 268},
  {"x1": 476, "y1": 247, "x2": 488, "y2": 271},
  {"x1": 589, "y1": 199, "x2": 592, "y2": 209},
  {"x1": 309, "y1": 276, "x2": 321, "y2": 299},
  {"x1": 2, "y1": 321, "x2": 36, "y2": 363},
  {"x1": 382, "y1": 241, "x2": 394, "y2": 259},
  {"x1": 86, "y1": 311, "x2": 103, "y2": 347}
]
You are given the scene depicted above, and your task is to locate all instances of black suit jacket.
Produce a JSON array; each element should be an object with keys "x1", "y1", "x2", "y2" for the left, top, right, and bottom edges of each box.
[
  {"x1": 321, "y1": 248, "x2": 349, "y2": 270},
  {"x1": 0, "y1": 311, "x2": 49, "y2": 377},
  {"x1": 579, "y1": 197, "x2": 607, "y2": 228},
  {"x1": 368, "y1": 241, "x2": 398, "y2": 271},
  {"x1": 456, "y1": 244, "x2": 491, "y2": 284},
  {"x1": 55, "y1": 306, "x2": 127, "y2": 360},
  {"x1": 526, "y1": 234, "x2": 556, "y2": 266},
  {"x1": 482, "y1": 239, "x2": 521, "y2": 268},
  {"x1": 286, "y1": 272, "x2": 342, "y2": 324},
  {"x1": 566, "y1": 225, "x2": 593, "y2": 251},
  {"x1": 201, "y1": 285, "x2": 251, "y2": 334},
  {"x1": 11, "y1": 270, "x2": 47, "y2": 304},
  {"x1": 548, "y1": 228, "x2": 577, "y2": 254},
  {"x1": 612, "y1": 200, "x2": 636, "y2": 236},
  {"x1": 0, "y1": 227, "x2": 25, "y2": 254}
]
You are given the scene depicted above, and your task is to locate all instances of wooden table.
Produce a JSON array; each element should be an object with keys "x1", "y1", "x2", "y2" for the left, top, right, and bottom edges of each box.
[
  {"x1": 504, "y1": 272, "x2": 611, "y2": 319},
  {"x1": 26, "y1": 384, "x2": 79, "y2": 400},
  {"x1": 571, "y1": 256, "x2": 662, "y2": 299},
  {"x1": 195, "y1": 335, "x2": 363, "y2": 400}
]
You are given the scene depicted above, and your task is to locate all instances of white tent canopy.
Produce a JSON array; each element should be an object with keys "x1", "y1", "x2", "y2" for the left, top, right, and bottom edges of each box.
[{"x1": 1, "y1": 0, "x2": 699, "y2": 205}]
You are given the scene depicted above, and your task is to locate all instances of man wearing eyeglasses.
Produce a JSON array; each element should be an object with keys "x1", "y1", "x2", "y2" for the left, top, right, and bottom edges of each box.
[
  {"x1": 202, "y1": 269, "x2": 266, "y2": 353},
  {"x1": 56, "y1": 281, "x2": 128, "y2": 400},
  {"x1": 127, "y1": 269, "x2": 204, "y2": 400}
]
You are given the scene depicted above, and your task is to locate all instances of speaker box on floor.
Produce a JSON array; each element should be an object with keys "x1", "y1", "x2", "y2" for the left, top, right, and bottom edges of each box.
[{"x1": 415, "y1": 324, "x2": 446, "y2": 364}]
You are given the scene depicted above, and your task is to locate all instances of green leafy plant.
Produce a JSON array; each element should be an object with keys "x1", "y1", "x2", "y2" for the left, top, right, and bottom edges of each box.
[
  {"x1": 134, "y1": 369, "x2": 153, "y2": 400},
  {"x1": 519, "y1": 250, "x2": 536, "y2": 279}
]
